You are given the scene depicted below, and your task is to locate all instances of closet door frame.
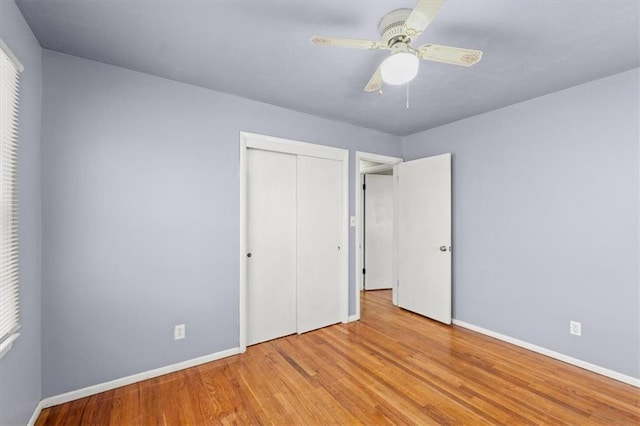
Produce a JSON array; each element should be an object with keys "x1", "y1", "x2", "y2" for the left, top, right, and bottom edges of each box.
[{"x1": 239, "y1": 132, "x2": 349, "y2": 353}]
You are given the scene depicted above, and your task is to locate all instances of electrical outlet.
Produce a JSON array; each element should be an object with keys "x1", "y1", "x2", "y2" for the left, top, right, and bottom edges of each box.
[
  {"x1": 174, "y1": 324, "x2": 186, "y2": 340},
  {"x1": 570, "y1": 321, "x2": 581, "y2": 336}
]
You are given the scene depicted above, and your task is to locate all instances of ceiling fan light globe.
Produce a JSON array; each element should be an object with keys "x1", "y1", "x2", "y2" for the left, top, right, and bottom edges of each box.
[{"x1": 380, "y1": 52, "x2": 419, "y2": 85}]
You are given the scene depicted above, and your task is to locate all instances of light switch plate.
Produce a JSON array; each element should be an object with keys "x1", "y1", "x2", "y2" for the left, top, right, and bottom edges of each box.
[{"x1": 350, "y1": 216, "x2": 356, "y2": 227}]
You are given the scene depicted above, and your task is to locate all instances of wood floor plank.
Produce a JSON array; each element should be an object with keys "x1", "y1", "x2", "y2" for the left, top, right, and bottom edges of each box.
[{"x1": 36, "y1": 290, "x2": 640, "y2": 425}]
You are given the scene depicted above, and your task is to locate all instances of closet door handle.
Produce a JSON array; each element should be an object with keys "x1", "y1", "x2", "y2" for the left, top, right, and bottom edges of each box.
[{"x1": 247, "y1": 252, "x2": 252, "y2": 258}]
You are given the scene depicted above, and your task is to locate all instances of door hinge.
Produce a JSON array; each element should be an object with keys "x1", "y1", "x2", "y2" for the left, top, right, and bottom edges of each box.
[
  {"x1": 362, "y1": 183, "x2": 366, "y2": 190},
  {"x1": 362, "y1": 268, "x2": 366, "y2": 275}
]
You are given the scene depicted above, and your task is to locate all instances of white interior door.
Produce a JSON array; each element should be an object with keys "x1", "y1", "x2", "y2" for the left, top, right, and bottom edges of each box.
[
  {"x1": 297, "y1": 155, "x2": 343, "y2": 333},
  {"x1": 397, "y1": 153, "x2": 452, "y2": 324},
  {"x1": 246, "y1": 149, "x2": 297, "y2": 345},
  {"x1": 364, "y1": 174, "x2": 394, "y2": 290}
]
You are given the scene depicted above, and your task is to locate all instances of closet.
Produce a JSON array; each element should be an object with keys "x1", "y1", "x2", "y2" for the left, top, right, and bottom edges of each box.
[{"x1": 241, "y1": 133, "x2": 347, "y2": 347}]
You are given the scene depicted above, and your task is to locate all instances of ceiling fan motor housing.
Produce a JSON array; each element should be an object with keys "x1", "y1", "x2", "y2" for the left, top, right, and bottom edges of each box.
[{"x1": 378, "y1": 8, "x2": 413, "y2": 47}]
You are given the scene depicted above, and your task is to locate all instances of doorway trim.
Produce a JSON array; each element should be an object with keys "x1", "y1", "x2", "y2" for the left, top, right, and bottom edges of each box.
[
  {"x1": 354, "y1": 151, "x2": 403, "y2": 321},
  {"x1": 240, "y1": 132, "x2": 349, "y2": 352}
]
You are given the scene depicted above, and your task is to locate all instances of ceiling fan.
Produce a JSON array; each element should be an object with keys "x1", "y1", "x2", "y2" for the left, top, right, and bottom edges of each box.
[{"x1": 311, "y1": 0, "x2": 483, "y2": 92}]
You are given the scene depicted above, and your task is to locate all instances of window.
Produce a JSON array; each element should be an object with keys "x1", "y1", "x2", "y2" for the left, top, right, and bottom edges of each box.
[{"x1": 0, "y1": 39, "x2": 23, "y2": 359}]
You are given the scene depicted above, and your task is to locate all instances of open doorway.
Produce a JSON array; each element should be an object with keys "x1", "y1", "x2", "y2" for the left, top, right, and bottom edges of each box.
[
  {"x1": 354, "y1": 152, "x2": 402, "y2": 320},
  {"x1": 355, "y1": 152, "x2": 453, "y2": 325},
  {"x1": 362, "y1": 171, "x2": 393, "y2": 291}
]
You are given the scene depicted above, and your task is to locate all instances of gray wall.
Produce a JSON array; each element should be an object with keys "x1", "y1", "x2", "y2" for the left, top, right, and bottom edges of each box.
[
  {"x1": 0, "y1": 1, "x2": 42, "y2": 424},
  {"x1": 403, "y1": 69, "x2": 639, "y2": 378},
  {"x1": 41, "y1": 50, "x2": 402, "y2": 397}
]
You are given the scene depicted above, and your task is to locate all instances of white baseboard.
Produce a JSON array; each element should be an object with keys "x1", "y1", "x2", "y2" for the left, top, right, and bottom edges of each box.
[
  {"x1": 29, "y1": 322, "x2": 639, "y2": 423},
  {"x1": 452, "y1": 319, "x2": 640, "y2": 388},
  {"x1": 27, "y1": 400, "x2": 45, "y2": 426},
  {"x1": 36, "y1": 347, "x2": 241, "y2": 415}
]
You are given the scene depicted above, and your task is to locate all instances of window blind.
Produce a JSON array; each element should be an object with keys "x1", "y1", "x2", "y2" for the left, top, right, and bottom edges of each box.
[{"x1": 0, "y1": 41, "x2": 22, "y2": 358}]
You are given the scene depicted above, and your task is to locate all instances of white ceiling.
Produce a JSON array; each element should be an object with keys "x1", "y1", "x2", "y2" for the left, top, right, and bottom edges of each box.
[{"x1": 16, "y1": 0, "x2": 640, "y2": 136}]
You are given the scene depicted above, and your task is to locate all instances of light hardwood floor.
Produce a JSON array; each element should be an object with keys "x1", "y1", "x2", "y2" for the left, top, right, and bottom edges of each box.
[{"x1": 37, "y1": 290, "x2": 640, "y2": 425}]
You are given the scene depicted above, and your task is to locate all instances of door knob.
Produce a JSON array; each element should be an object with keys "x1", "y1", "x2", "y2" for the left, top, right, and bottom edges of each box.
[
  {"x1": 440, "y1": 246, "x2": 448, "y2": 252},
  {"x1": 247, "y1": 253, "x2": 252, "y2": 258}
]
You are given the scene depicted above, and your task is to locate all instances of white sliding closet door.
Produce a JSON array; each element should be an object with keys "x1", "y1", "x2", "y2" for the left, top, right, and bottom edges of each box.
[
  {"x1": 246, "y1": 149, "x2": 297, "y2": 345},
  {"x1": 296, "y1": 155, "x2": 343, "y2": 333}
]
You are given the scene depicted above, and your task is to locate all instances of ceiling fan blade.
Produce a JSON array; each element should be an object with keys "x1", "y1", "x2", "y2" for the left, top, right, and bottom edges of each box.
[
  {"x1": 418, "y1": 44, "x2": 483, "y2": 67},
  {"x1": 403, "y1": 0, "x2": 446, "y2": 38},
  {"x1": 311, "y1": 36, "x2": 386, "y2": 50},
  {"x1": 364, "y1": 67, "x2": 382, "y2": 92}
]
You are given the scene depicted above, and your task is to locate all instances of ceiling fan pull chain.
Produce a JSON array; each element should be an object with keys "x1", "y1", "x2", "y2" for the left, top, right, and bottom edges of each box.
[{"x1": 406, "y1": 82, "x2": 410, "y2": 110}]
